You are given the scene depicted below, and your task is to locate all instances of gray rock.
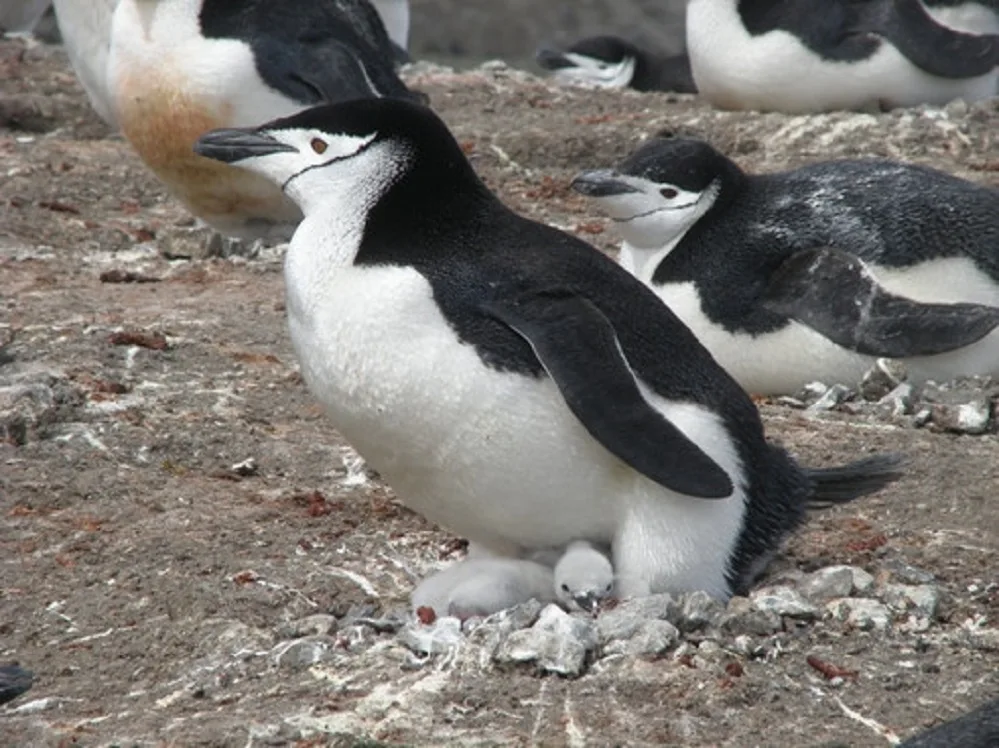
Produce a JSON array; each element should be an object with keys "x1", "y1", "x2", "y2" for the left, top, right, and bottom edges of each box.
[
  {"x1": 800, "y1": 567, "x2": 855, "y2": 601},
  {"x1": 718, "y1": 596, "x2": 782, "y2": 637},
  {"x1": 596, "y1": 594, "x2": 681, "y2": 642},
  {"x1": 932, "y1": 400, "x2": 992, "y2": 435},
  {"x1": 849, "y1": 567, "x2": 876, "y2": 595},
  {"x1": 883, "y1": 559, "x2": 936, "y2": 585},
  {"x1": 879, "y1": 382, "x2": 915, "y2": 418},
  {"x1": 275, "y1": 614, "x2": 338, "y2": 639},
  {"x1": 860, "y1": 358, "x2": 908, "y2": 401},
  {"x1": 913, "y1": 408, "x2": 933, "y2": 428},
  {"x1": 883, "y1": 584, "x2": 940, "y2": 618},
  {"x1": 678, "y1": 591, "x2": 724, "y2": 632},
  {"x1": 807, "y1": 384, "x2": 853, "y2": 412},
  {"x1": 827, "y1": 598, "x2": 892, "y2": 631},
  {"x1": 801, "y1": 381, "x2": 829, "y2": 401},
  {"x1": 495, "y1": 604, "x2": 596, "y2": 676},
  {"x1": 398, "y1": 616, "x2": 464, "y2": 655},
  {"x1": 751, "y1": 586, "x2": 819, "y2": 620},
  {"x1": 275, "y1": 636, "x2": 336, "y2": 670},
  {"x1": 964, "y1": 628, "x2": 999, "y2": 652},
  {"x1": 602, "y1": 619, "x2": 680, "y2": 657}
]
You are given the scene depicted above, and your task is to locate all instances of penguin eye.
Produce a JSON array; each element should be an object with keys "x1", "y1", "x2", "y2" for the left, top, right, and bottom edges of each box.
[
  {"x1": 311, "y1": 138, "x2": 328, "y2": 154},
  {"x1": 561, "y1": 583, "x2": 570, "y2": 593},
  {"x1": 660, "y1": 187, "x2": 679, "y2": 199},
  {"x1": 604, "y1": 583, "x2": 613, "y2": 592}
]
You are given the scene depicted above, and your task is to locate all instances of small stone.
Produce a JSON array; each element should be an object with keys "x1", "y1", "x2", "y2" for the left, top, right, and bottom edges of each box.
[
  {"x1": 878, "y1": 383, "x2": 914, "y2": 418},
  {"x1": 495, "y1": 604, "x2": 596, "y2": 676},
  {"x1": 602, "y1": 619, "x2": 680, "y2": 657},
  {"x1": 944, "y1": 98, "x2": 969, "y2": 118},
  {"x1": 964, "y1": 628, "x2": 999, "y2": 652},
  {"x1": 882, "y1": 559, "x2": 936, "y2": 585},
  {"x1": 776, "y1": 395, "x2": 806, "y2": 409},
  {"x1": 718, "y1": 597, "x2": 782, "y2": 637},
  {"x1": 883, "y1": 584, "x2": 940, "y2": 618},
  {"x1": 800, "y1": 567, "x2": 855, "y2": 601},
  {"x1": 912, "y1": 408, "x2": 933, "y2": 428},
  {"x1": 230, "y1": 457, "x2": 258, "y2": 476},
  {"x1": 826, "y1": 598, "x2": 891, "y2": 631},
  {"x1": 931, "y1": 400, "x2": 992, "y2": 434},
  {"x1": 860, "y1": 358, "x2": 908, "y2": 401},
  {"x1": 596, "y1": 594, "x2": 681, "y2": 642},
  {"x1": 696, "y1": 639, "x2": 723, "y2": 659},
  {"x1": 678, "y1": 591, "x2": 724, "y2": 633},
  {"x1": 275, "y1": 614, "x2": 338, "y2": 639},
  {"x1": 275, "y1": 636, "x2": 336, "y2": 670},
  {"x1": 398, "y1": 616, "x2": 464, "y2": 655},
  {"x1": 801, "y1": 381, "x2": 829, "y2": 400},
  {"x1": 732, "y1": 635, "x2": 764, "y2": 658},
  {"x1": 807, "y1": 384, "x2": 853, "y2": 412},
  {"x1": 849, "y1": 567, "x2": 875, "y2": 595},
  {"x1": 750, "y1": 586, "x2": 819, "y2": 620}
]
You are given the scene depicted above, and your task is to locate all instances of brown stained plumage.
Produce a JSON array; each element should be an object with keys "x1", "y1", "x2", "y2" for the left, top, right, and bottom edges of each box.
[{"x1": 115, "y1": 74, "x2": 301, "y2": 234}]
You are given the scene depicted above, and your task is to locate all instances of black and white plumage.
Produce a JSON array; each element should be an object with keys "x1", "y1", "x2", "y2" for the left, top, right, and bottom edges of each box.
[
  {"x1": 536, "y1": 36, "x2": 697, "y2": 94},
  {"x1": 193, "y1": 98, "x2": 903, "y2": 601},
  {"x1": 0, "y1": 664, "x2": 34, "y2": 706},
  {"x1": 572, "y1": 135, "x2": 999, "y2": 395},
  {"x1": 87, "y1": 0, "x2": 422, "y2": 240},
  {"x1": 686, "y1": 0, "x2": 999, "y2": 112}
]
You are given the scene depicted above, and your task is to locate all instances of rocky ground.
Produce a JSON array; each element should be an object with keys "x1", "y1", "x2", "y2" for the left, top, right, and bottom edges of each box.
[{"x1": 2, "y1": 36, "x2": 999, "y2": 748}]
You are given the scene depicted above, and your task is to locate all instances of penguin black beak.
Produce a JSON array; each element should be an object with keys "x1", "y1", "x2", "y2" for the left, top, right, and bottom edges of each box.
[
  {"x1": 571, "y1": 170, "x2": 641, "y2": 197},
  {"x1": 536, "y1": 45, "x2": 573, "y2": 70},
  {"x1": 194, "y1": 128, "x2": 298, "y2": 164},
  {"x1": 572, "y1": 592, "x2": 601, "y2": 614}
]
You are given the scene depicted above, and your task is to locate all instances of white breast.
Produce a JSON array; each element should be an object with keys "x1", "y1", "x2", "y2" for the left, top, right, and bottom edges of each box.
[
  {"x1": 649, "y1": 256, "x2": 999, "y2": 394},
  {"x1": 686, "y1": 0, "x2": 998, "y2": 112}
]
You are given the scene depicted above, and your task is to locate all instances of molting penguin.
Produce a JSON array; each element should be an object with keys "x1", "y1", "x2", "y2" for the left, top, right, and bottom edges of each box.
[
  {"x1": 105, "y1": 0, "x2": 421, "y2": 241},
  {"x1": 536, "y1": 36, "x2": 697, "y2": 93},
  {"x1": 572, "y1": 135, "x2": 999, "y2": 395},
  {"x1": 194, "y1": 98, "x2": 903, "y2": 601},
  {"x1": 686, "y1": 0, "x2": 999, "y2": 112}
]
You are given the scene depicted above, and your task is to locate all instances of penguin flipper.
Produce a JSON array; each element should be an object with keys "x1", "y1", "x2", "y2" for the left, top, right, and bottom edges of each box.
[
  {"x1": 761, "y1": 247, "x2": 999, "y2": 357},
  {"x1": 871, "y1": 0, "x2": 999, "y2": 79},
  {"x1": 482, "y1": 290, "x2": 734, "y2": 499}
]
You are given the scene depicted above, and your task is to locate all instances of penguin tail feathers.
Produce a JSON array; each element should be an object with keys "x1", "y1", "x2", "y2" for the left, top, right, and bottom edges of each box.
[{"x1": 805, "y1": 453, "x2": 907, "y2": 509}]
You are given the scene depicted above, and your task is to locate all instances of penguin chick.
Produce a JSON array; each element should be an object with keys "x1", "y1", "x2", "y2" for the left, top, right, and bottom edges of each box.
[
  {"x1": 411, "y1": 558, "x2": 557, "y2": 620},
  {"x1": 553, "y1": 540, "x2": 615, "y2": 613}
]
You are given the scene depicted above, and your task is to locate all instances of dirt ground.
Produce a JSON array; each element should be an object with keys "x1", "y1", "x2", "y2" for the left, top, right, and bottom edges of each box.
[{"x1": 2, "y1": 37, "x2": 999, "y2": 748}]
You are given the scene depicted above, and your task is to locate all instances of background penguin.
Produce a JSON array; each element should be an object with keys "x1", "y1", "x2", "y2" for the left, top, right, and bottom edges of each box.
[
  {"x1": 922, "y1": 0, "x2": 999, "y2": 35},
  {"x1": 0, "y1": 664, "x2": 34, "y2": 706},
  {"x1": 536, "y1": 36, "x2": 697, "y2": 93},
  {"x1": 106, "y1": 0, "x2": 422, "y2": 240},
  {"x1": 899, "y1": 696, "x2": 999, "y2": 747},
  {"x1": 572, "y1": 135, "x2": 999, "y2": 395},
  {"x1": 0, "y1": 0, "x2": 51, "y2": 34},
  {"x1": 194, "y1": 98, "x2": 903, "y2": 602},
  {"x1": 686, "y1": 0, "x2": 999, "y2": 112},
  {"x1": 50, "y1": 0, "x2": 415, "y2": 131}
]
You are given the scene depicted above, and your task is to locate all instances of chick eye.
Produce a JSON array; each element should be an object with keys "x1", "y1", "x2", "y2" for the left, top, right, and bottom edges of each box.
[
  {"x1": 311, "y1": 138, "x2": 327, "y2": 154},
  {"x1": 561, "y1": 583, "x2": 570, "y2": 593},
  {"x1": 660, "y1": 187, "x2": 679, "y2": 199}
]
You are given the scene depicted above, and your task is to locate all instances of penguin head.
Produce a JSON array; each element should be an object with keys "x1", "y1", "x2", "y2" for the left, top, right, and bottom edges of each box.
[
  {"x1": 536, "y1": 35, "x2": 639, "y2": 88},
  {"x1": 193, "y1": 98, "x2": 474, "y2": 216},
  {"x1": 553, "y1": 541, "x2": 615, "y2": 614},
  {"x1": 572, "y1": 136, "x2": 736, "y2": 251}
]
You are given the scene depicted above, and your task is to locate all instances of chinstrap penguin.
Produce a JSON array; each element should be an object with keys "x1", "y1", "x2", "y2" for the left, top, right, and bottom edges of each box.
[
  {"x1": 411, "y1": 557, "x2": 558, "y2": 620},
  {"x1": 1, "y1": 0, "x2": 52, "y2": 34},
  {"x1": 194, "y1": 98, "x2": 904, "y2": 601},
  {"x1": 572, "y1": 135, "x2": 999, "y2": 395},
  {"x1": 536, "y1": 36, "x2": 697, "y2": 94},
  {"x1": 0, "y1": 664, "x2": 34, "y2": 706},
  {"x1": 103, "y1": 0, "x2": 421, "y2": 240},
  {"x1": 412, "y1": 540, "x2": 615, "y2": 618},
  {"x1": 899, "y1": 696, "x2": 999, "y2": 747},
  {"x1": 686, "y1": 0, "x2": 999, "y2": 112}
]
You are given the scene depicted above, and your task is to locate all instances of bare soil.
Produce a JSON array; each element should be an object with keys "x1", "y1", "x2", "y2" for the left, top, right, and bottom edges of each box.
[{"x1": 2, "y1": 38, "x2": 998, "y2": 747}]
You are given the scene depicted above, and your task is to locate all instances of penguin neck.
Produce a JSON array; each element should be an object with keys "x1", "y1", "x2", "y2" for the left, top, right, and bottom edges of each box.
[{"x1": 356, "y1": 153, "x2": 501, "y2": 267}]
